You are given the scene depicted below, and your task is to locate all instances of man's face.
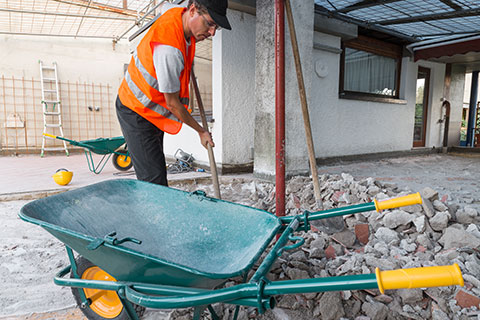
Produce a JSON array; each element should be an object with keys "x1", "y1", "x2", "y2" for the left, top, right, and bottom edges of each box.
[{"x1": 189, "y1": 6, "x2": 220, "y2": 41}]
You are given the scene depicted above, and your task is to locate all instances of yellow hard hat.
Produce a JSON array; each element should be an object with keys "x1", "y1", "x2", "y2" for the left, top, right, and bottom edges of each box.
[{"x1": 52, "y1": 168, "x2": 73, "y2": 186}]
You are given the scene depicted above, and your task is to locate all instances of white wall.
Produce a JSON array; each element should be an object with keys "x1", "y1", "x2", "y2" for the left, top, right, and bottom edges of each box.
[
  {"x1": 0, "y1": 34, "x2": 130, "y2": 86},
  {"x1": 311, "y1": 32, "x2": 414, "y2": 157},
  {"x1": 310, "y1": 31, "x2": 449, "y2": 158}
]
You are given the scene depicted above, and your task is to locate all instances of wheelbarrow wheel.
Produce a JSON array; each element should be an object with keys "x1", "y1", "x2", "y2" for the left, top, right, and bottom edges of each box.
[
  {"x1": 71, "y1": 256, "x2": 145, "y2": 320},
  {"x1": 112, "y1": 150, "x2": 133, "y2": 171}
]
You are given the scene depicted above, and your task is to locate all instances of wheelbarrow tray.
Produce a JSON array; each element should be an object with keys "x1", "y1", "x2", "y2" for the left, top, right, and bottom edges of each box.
[
  {"x1": 19, "y1": 179, "x2": 281, "y2": 289},
  {"x1": 77, "y1": 136, "x2": 126, "y2": 154}
]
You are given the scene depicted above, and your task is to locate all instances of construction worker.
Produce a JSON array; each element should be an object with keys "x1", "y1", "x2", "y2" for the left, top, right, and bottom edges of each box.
[{"x1": 116, "y1": 0, "x2": 231, "y2": 185}]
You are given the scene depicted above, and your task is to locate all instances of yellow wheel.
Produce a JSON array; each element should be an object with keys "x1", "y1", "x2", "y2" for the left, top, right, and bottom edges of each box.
[
  {"x1": 112, "y1": 151, "x2": 133, "y2": 171},
  {"x1": 71, "y1": 257, "x2": 145, "y2": 320},
  {"x1": 81, "y1": 266, "x2": 123, "y2": 318}
]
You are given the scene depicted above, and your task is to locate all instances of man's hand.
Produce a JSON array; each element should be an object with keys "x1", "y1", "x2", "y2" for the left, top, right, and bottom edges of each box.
[
  {"x1": 199, "y1": 130, "x2": 214, "y2": 149},
  {"x1": 164, "y1": 92, "x2": 215, "y2": 149}
]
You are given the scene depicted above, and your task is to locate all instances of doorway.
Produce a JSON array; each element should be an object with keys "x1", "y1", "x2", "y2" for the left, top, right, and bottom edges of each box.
[{"x1": 413, "y1": 67, "x2": 430, "y2": 147}]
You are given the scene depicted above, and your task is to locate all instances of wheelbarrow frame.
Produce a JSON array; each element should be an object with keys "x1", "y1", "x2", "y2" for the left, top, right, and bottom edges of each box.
[
  {"x1": 19, "y1": 181, "x2": 464, "y2": 320},
  {"x1": 43, "y1": 134, "x2": 132, "y2": 174}
]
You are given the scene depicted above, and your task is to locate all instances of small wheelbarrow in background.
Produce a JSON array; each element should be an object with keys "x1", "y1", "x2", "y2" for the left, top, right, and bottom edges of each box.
[
  {"x1": 19, "y1": 179, "x2": 464, "y2": 320},
  {"x1": 43, "y1": 133, "x2": 133, "y2": 174}
]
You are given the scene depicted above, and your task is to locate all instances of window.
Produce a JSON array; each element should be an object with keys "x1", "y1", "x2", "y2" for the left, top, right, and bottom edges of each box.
[{"x1": 340, "y1": 35, "x2": 403, "y2": 101}]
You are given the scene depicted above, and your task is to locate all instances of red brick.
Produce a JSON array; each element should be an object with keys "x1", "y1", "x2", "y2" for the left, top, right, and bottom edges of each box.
[
  {"x1": 355, "y1": 224, "x2": 370, "y2": 245},
  {"x1": 416, "y1": 245, "x2": 427, "y2": 253},
  {"x1": 324, "y1": 245, "x2": 336, "y2": 259},
  {"x1": 455, "y1": 290, "x2": 480, "y2": 309}
]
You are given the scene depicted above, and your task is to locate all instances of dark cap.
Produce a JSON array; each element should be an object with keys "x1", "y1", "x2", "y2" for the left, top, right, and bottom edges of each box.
[{"x1": 197, "y1": 0, "x2": 232, "y2": 30}]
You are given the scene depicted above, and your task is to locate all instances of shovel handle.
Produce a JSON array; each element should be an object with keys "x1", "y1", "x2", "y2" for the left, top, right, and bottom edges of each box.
[
  {"x1": 374, "y1": 192, "x2": 422, "y2": 212},
  {"x1": 376, "y1": 264, "x2": 464, "y2": 294}
]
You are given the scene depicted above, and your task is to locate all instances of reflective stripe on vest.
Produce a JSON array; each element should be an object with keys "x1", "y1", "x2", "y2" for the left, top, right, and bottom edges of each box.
[
  {"x1": 124, "y1": 71, "x2": 191, "y2": 122},
  {"x1": 133, "y1": 49, "x2": 159, "y2": 91}
]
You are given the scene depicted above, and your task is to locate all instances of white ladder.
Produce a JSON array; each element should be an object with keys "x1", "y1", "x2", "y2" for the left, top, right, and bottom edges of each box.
[{"x1": 39, "y1": 61, "x2": 69, "y2": 157}]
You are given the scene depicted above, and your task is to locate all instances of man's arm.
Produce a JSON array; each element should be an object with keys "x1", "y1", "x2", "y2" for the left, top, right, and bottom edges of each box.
[{"x1": 164, "y1": 92, "x2": 214, "y2": 148}]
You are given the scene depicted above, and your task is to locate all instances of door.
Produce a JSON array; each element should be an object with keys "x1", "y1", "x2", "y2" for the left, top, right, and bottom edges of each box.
[{"x1": 413, "y1": 67, "x2": 430, "y2": 147}]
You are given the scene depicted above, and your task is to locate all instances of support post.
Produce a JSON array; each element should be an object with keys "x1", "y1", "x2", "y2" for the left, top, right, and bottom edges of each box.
[{"x1": 275, "y1": 0, "x2": 286, "y2": 217}]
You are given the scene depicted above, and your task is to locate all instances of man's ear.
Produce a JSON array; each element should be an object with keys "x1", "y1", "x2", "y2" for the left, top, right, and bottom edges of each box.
[{"x1": 188, "y1": 4, "x2": 197, "y2": 17}]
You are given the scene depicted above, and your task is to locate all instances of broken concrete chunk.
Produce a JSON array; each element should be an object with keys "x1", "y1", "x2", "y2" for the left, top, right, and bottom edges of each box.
[
  {"x1": 361, "y1": 300, "x2": 389, "y2": 320},
  {"x1": 332, "y1": 230, "x2": 356, "y2": 248},
  {"x1": 413, "y1": 215, "x2": 426, "y2": 233},
  {"x1": 438, "y1": 227, "x2": 480, "y2": 249},
  {"x1": 421, "y1": 198, "x2": 435, "y2": 218},
  {"x1": 455, "y1": 206, "x2": 478, "y2": 224},
  {"x1": 421, "y1": 187, "x2": 439, "y2": 201},
  {"x1": 317, "y1": 291, "x2": 345, "y2": 320},
  {"x1": 374, "y1": 227, "x2": 400, "y2": 244},
  {"x1": 310, "y1": 216, "x2": 345, "y2": 235},
  {"x1": 429, "y1": 211, "x2": 450, "y2": 231},
  {"x1": 403, "y1": 204, "x2": 423, "y2": 214},
  {"x1": 433, "y1": 200, "x2": 448, "y2": 212},
  {"x1": 382, "y1": 210, "x2": 414, "y2": 228}
]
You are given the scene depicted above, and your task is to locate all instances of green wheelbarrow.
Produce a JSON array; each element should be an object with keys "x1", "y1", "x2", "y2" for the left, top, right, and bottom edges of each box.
[
  {"x1": 43, "y1": 133, "x2": 133, "y2": 174},
  {"x1": 19, "y1": 179, "x2": 464, "y2": 320}
]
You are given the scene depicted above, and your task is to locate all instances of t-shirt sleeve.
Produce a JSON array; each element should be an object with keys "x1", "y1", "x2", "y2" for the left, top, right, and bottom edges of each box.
[{"x1": 152, "y1": 43, "x2": 184, "y2": 93}]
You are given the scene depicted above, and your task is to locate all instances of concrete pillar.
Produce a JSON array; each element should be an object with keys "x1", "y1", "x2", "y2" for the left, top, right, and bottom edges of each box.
[
  {"x1": 448, "y1": 64, "x2": 467, "y2": 146},
  {"x1": 254, "y1": 0, "x2": 315, "y2": 179},
  {"x1": 215, "y1": 10, "x2": 257, "y2": 168}
]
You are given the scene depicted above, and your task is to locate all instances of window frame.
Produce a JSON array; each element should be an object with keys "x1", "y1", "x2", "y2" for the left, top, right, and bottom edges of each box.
[{"x1": 339, "y1": 35, "x2": 403, "y2": 102}]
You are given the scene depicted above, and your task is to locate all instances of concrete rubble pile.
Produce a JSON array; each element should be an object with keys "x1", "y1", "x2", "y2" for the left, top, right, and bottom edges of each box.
[{"x1": 173, "y1": 173, "x2": 480, "y2": 320}]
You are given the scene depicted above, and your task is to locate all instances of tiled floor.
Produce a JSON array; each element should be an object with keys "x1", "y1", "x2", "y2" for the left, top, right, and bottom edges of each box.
[{"x1": 0, "y1": 152, "x2": 211, "y2": 198}]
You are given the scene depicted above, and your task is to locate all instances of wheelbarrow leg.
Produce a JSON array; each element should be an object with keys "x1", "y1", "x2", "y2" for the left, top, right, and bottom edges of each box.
[
  {"x1": 193, "y1": 306, "x2": 204, "y2": 320},
  {"x1": 193, "y1": 305, "x2": 220, "y2": 320},
  {"x1": 207, "y1": 305, "x2": 220, "y2": 320},
  {"x1": 117, "y1": 290, "x2": 141, "y2": 320}
]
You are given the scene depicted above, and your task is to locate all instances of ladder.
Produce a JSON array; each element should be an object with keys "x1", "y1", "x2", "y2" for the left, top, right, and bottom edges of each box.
[{"x1": 39, "y1": 61, "x2": 69, "y2": 157}]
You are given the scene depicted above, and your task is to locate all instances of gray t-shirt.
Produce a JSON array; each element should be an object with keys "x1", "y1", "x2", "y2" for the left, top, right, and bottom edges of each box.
[{"x1": 152, "y1": 40, "x2": 190, "y2": 93}]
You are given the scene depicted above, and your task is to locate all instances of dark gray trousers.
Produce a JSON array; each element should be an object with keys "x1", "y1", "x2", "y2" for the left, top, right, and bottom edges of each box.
[{"x1": 116, "y1": 96, "x2": 168, "y2": 186}]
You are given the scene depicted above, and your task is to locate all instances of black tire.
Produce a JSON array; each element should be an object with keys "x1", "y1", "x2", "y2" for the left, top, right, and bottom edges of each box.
[
  {"x1": 112, "y1": 150, "x2": 133, "y2": 171},
  {"x1": 71, "y1": 256, "x2": 145, "y2": 320}
]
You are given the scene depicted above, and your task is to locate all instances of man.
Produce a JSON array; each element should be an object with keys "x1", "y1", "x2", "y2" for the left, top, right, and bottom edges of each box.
[{"x1": 116, "y1": 0, "x2": 231, "y2": 185}]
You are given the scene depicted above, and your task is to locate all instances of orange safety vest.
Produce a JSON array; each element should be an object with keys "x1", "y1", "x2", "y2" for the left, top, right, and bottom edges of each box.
[{"x1": 118, "y1": 7, "x2": 195, "y2": 134}]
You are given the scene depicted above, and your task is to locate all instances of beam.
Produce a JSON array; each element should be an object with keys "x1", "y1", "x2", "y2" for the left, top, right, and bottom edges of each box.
[
  {"x1": 0, "y1": 8, "x2": 136, "y2": 20},
  {"x1": 377, "y1": 7, "x2": 480, "y2": 25},
  {"x1": 52, "y1": 0, "x2": 142, "y2": 17},
  {"x1": 335, "y1": 0, "x2": 401, "y2": 13},
  {"x1": 314, "y1": 4, "x2": 418, "y2": 42},
  {"x1": 0, "y1": 31, "x2": 121, "y2": 39},
  {"x1": 415, "y1": 30, "x2": 480, "y2": 38},
  {"x1": 438, "y1": 0, "x2": 463, "y2": 11}
]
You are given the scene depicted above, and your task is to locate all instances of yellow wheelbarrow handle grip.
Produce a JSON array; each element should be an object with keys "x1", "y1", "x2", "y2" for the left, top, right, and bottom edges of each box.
[
  {"x1": 375, "y1": 264, "x2": 464, "y2": 294},
  {"x1": 374, "y1": 192, "x2": 422, "y2": 212},
  {"x1": 43, "y1": 133, "x2": 57, "y2": 139}
]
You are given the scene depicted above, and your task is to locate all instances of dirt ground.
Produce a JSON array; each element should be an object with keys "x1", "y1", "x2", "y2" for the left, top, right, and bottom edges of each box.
[{"x1": 1, "y1": 153, "x2": 479, "y2": 319}]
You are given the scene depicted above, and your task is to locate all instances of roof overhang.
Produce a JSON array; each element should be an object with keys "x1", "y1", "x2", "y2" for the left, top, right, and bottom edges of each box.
[{"x1": 407, "y1": 34, "x2": 480, "y2": 65}]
